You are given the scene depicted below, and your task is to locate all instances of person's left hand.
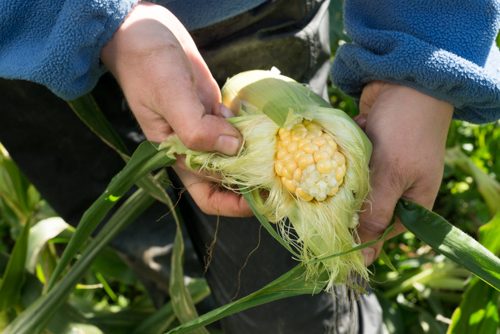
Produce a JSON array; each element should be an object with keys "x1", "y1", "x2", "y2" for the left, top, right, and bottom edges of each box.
[{"x1": 355, "y1": 82, "x2": 454, "y2": 265}]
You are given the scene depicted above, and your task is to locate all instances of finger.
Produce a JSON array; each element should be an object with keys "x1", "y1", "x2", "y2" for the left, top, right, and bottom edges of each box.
[
  {"x1": 174, "y1": 156, "x2": 224, "y2": 182},
  {"x1": 358, "y1": 165, "x2": 406, "y2": 265},
  {"x1": 213, "y1": 104, "x2": 236, "y2": 119},
  {"x1": 174, "y1": 167, "x2": 253, "y2": 217}
]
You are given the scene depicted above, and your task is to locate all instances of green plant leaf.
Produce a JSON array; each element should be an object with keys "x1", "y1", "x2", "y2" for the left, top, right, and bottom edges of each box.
[
  {"x1": 447, "y1": 278, "x2": 499, "y2": 334},
  {"x1": 4, "y1": 186, "x2": 155, "y2": 334},
  {"x1": 0, "y1": 148, "x2": 34, "y2": 223},
  {"x1": 47, "y1": 142, "x2": 173, "y2": 290},
  {"x1": 68, "y1": 95, "x2": 130, "y2": 159},
  {"x1": 378, "y1": 249, "x2": 398, "y2": 273},
  {"x1": 396, "y1": 200, "x2": 500, "y2": 291},
  {"x1": 170, "y1": 218, "x2": 209, "y2": 334},
  {"x1": 167, "y1": 264, "x2": 326, "y2": 334},
  {"x1": 133, "y1": 279, "x2": 210, "y2": 334},
  {"x1": 448, "y1": 213, "x2": 500, "y2": 333},
  {"x1": 26, "y1": 217, "x2": 69, "y2": 273},
  {"x1": 418, "y1": 309, "x2": 446, "y2": 334},
  {"x1": 445, "y1": 147, "x2": 500, "y2": 216},
  {"x1": 478, "y1": 212, "x2": 500, "y2": 256},
  {"x1": 91, "y1": 247, "x2": 136, "y2": 285},
  {"x1": 0, "y1": 218, "x2": 31, "y2": 312}
]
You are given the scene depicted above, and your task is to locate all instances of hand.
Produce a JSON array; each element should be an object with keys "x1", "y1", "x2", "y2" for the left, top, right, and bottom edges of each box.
[
  {"x1": 101, "y1": 2, "x2": 252, "y2": 217},
  {"x1": 355, "y1": 82, "x2": 453, "y2": 265}
]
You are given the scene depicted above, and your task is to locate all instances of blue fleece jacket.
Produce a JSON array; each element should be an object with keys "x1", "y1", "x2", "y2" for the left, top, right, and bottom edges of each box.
[
  {"x1": 333, "y1": 0, "x2": 500, "y2": 123},
  {"x1": 0, "y1": 0, "x2": 499, "y2": 123}
]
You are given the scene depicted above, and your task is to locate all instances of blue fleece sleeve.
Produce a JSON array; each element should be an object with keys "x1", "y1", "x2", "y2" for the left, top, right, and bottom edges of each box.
[
  {"x1": 332, "y1": 0, "x2": 500, "y2": 123},
  {"x1": 0, "y1": 0, "x2": 137, "y2": 100}
]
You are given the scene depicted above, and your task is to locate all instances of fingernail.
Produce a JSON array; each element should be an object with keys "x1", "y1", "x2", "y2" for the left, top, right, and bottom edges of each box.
[
  {"x1": 362, "y1": 248, "x2": 375, "y2": 266},
  {"x1": 219, "y1": 105, "x2": 235, "y2": 118},
  {"x1": 216, "y1": 135, "x2": 241, "y2": 155},
  {"x1": 354, "y1": 114, "x2": 367, "y2": 129}
]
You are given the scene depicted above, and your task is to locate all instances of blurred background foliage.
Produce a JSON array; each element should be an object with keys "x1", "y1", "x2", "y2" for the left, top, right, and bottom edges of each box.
[{"x1": 0, "y1": 2, "x2": 499, "y2": 333}]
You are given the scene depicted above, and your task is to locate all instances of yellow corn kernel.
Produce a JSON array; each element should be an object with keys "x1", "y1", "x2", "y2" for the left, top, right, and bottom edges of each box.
[
  {"x1": 313, "y1": 136, "x2": 327, "y2": 147},
  {"x1": 296, "y1": 187, "x2": 313, "y2": 201},
  {"x1": 282, "y1": 177, "x2": 297, "y2": 193},
  {"x1": 284, "y1": 160, "x2": 297, "y2": 177},
  {"x1": 317, "y1": 160, "x2": 333, "y2": 174},
  {"x1": 297, "y1": 154, "x2": 314, "y2": 170},
  {"x1": 303, "y1": 143, "x2": 319, "y2": 154},
  {"x1": 333, "y1": 151, "x2": 345, "y2": 165},
  {"x1": 336, "y1": 166, "x2": 346, "y2": 182},
  {"x1": 276, "y1": 148, "x2": 287, "y2": 160},
  {"x1": 328, "y1": 186, "x2": 339, "y2": 197},
  {"x1": 292, "y1": 168, "x2": 302, "y2": 182},
  {"x1": 274, "y1": 161, "x2": 284, "y2": 176},
  {"x1": 278, "y1": 128, "x2": 290, "y2": 139},
  {"x1": 287, "y1": 141, "x2": 299, "y2": 153},
  {"x1": 313, "y1": 150, "x2": 330, "y2": 163}
]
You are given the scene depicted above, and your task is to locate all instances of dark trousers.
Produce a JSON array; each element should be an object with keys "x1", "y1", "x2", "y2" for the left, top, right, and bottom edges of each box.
[{"x1": 0, "y1": 0, "x2": 381, "y2": 333}]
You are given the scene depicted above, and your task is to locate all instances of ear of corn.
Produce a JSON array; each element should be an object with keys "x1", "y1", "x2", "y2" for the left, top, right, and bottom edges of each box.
[{"x1": 162, "y1": 69, "x2": 372, "y2": 291}]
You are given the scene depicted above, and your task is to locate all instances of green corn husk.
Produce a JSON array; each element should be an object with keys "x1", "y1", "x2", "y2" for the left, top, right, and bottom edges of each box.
[{"x1": 161, "y1": 69, "x2": 372, "y2": 291}]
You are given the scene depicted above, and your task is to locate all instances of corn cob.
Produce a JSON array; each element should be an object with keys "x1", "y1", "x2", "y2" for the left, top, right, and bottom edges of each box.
[{"x1": 162, "y1": 69, "x2": 372, "y2": 291}]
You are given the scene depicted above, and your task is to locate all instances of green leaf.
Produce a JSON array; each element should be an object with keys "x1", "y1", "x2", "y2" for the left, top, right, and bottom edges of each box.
[
  {"x1": 170, "y1": 218, "x2": 209, "y2": 334},
  {"x1": 4, "y1": 186, "x2": 156, "y2": 334},
  {"x1": 47, "y1": 142, "x2": 173, "y2": 290},
  {"x1": 46, "y1": 302, "x2": 105, "y2": 334},
  {"x1": 418, "y1": 310, "x2": 446, "y2": 334},
  {"x1": 445, "y1": 147, "x2": 500, "y2": 216},
  {"x1": 69, "y1": 94, "x2": 174, "y2": 205},
  {"x1": 133, "y1": 279, "x2": 210, "y2": 334},
  {"x1": 396, "y1": 200, "x2": 500, "y2": 291},
  {"x1": 447, "y1": 279, "x2": 499, "y2": 334},
  {"x1": 0, "y1": 149, "x2": 34, "y2": 223},
  {"x1": 68, "y1": 95, "x2": 130, "y2": 159},
  {"x1": 26, "y1": 217, "x2": 69, "y2": 273},
  {"x1": 0, "y1": 218, "x2": 31, "y2": 311},
  {"x1": 478, "y1": 212, "x2": 500, "y2": 256},
  {"x1": 448, "y1": 213, "x2": 500, "y2": 333},
  {"x1": 91, "y1": 247, "x2": 136, "y2": 285},
  {"x1": 378, "y1": 249, "x2": 398, "y2": 272},
  {"x1": 167, "y1": 264, "x2": 326, "y2": 334}
]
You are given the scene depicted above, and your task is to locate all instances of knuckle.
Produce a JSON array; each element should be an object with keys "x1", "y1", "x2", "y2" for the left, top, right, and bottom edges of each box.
[
  {"x1": 360, "y1": 219, "x2": 390, "y2": 237},
  {"x1": 182, "y1": 129, "x2": 205, "y2": 150}
]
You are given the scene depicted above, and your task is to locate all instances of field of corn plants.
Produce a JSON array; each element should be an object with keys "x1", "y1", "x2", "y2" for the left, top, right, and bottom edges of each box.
[{"x1": 1, "y1": 3, "x2": 499, "y2": 333}]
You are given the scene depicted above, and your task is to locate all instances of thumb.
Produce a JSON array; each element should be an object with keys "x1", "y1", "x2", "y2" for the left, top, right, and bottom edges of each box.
[
  {"x1": 358, "y1": 170, "x2": 405, "y2": 265},
  {"x1": 168, "y1": 97, "x2": 242, "y2": 156}
]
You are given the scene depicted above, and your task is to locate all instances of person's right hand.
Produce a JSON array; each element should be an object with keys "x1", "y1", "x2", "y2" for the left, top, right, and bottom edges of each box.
[{"x1": 101, "y1": 2, "x2": 252, "y2": 217}]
